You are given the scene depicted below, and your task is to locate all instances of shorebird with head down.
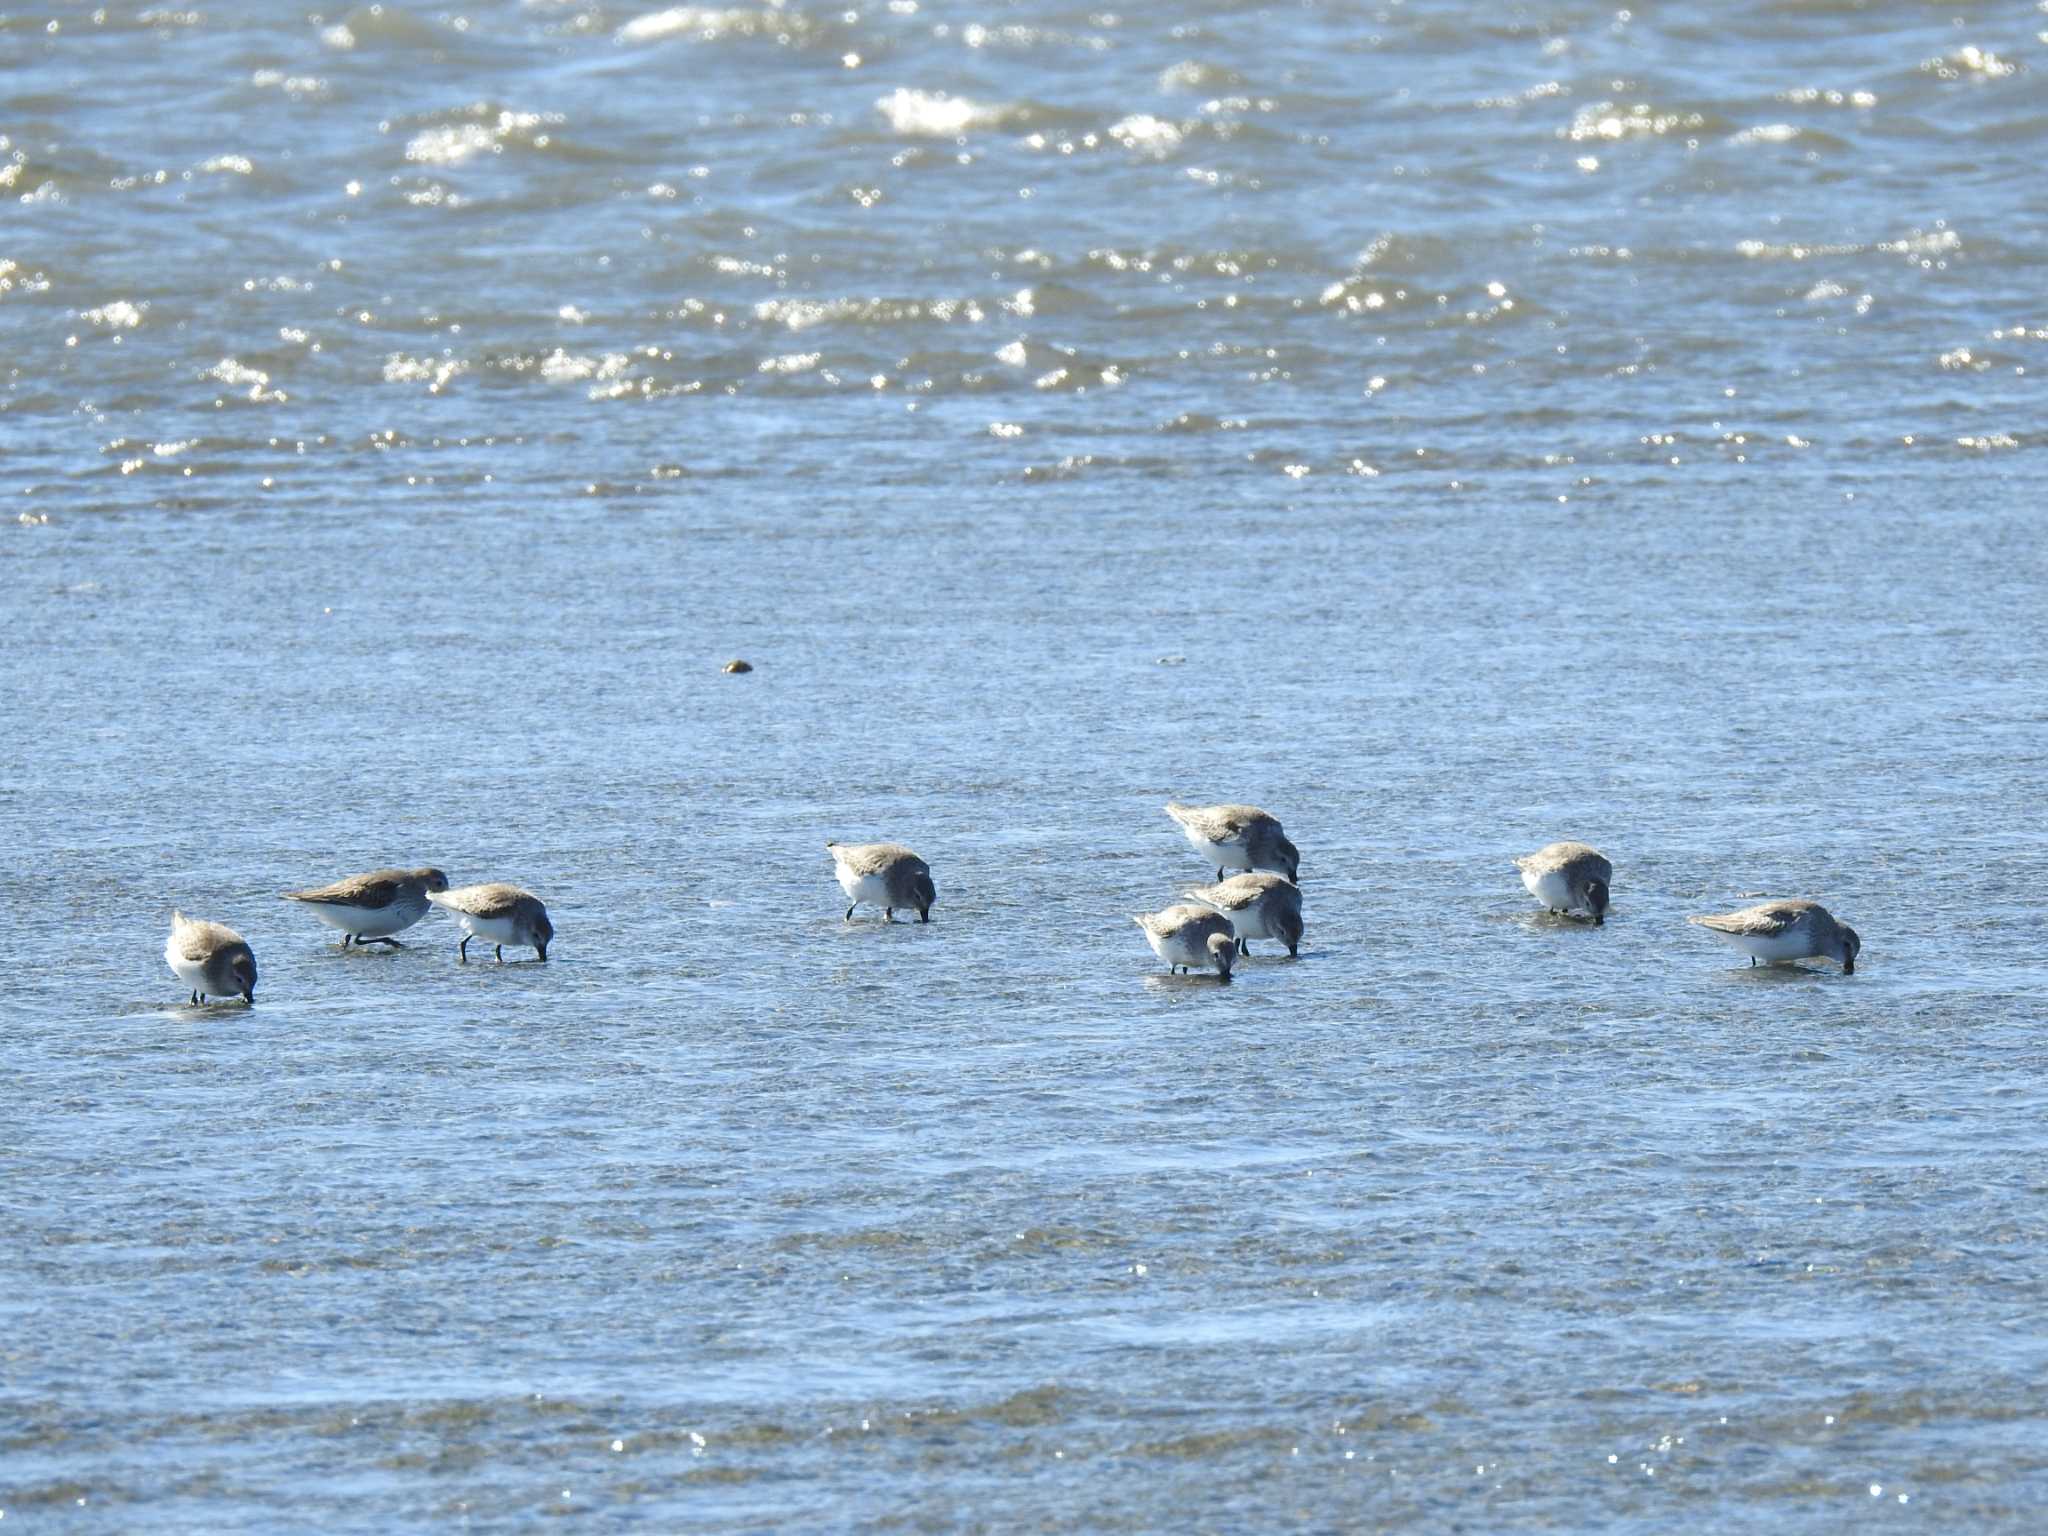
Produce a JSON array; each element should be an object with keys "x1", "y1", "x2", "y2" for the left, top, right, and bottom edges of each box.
[
  {"x1": 1688, "y1": 899, "x2": 1860, "y2": 973},
  {"x1": 165, "y1": 910, "x2": 258, "y2": 1005},
  {"x1": 826, "y1": 841, "x2": 936, "y2": 923},
  {"x1": 1163, "y1": 802, "x2": 1300, "y2": 884},
  {"x1": 1133, "y1": 903, "x2": 1240, "y2": 979},
  {"x1": 1513, "y1": 842, "x2": 1612, "y2": 924},
  {"x1": 1183, "y1": 872, "x2": 1303, "y2": 957},
  {"x1": 282, "y1": 866, "x2": 450, "y2": 948},
  {"x1": 428, "y1": 883, "x2": 553, "y2": 962}
]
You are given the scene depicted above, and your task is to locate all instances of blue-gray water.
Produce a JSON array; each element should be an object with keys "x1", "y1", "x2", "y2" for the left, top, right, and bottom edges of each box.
[{"x1": 5, "y1": 0, "x2": 2048, "y2": 1528}]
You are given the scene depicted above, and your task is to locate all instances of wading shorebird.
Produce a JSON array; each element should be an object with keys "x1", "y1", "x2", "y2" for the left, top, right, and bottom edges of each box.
[
  {"x1": 1688, "y1": 899, "x2": 1860, "y2": 973},
  {"x1": 1133, "y1": 903, "x2": 1240, "y2": 978},
  {"x1": 1183, "y1": 872, "x2": 1303, "y2": 957},
  {"x1": 826, "y1": 841, "x2": 936, "y2": 923},
  {"x1": 1514, "y1": 842, "x2": 1612, "y2": 924},
  {"x1": 282, "y1": 866, "x2": 450, "y2": 948},
  {"x1": 1163, "y1": 802, "x2": 1300, "y2": 883},
  {"x1": 165, "y1": 910, "x2": 257, "y2": 1005},
  {"x1": 427, "y1": 883, "x2": 553, "y2": 962}
]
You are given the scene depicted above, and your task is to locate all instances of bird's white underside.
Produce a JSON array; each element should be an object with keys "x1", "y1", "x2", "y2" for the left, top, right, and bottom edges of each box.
[
  {"x1": 1702, "y1": 926, "x2": 1817, "y2": 964},
  {"x1": 1141, "y1": 916, "x2": 1237, "y2": 971},
  {"x1": 443, "y1": 909, "x2": 525, "y2": 944},
  {"x1": 1521, "y1": 866, "x2": 1580, "y2": 912},
  {"x1": 1180, "y1": 830, "x2": 1252, "y2": 870},
  {"x1": 164, "y1": 946, "x2": 209, "y2": 990},
  {"x1": 833, "y1": 867, "x2": 895, "y2": 910},
  {"x1": 300, "y1": 900, "x2": 418, "y2": 938},
  {"x1": 1189, "y1": 893, "x2": 1278, "y2": 941}
]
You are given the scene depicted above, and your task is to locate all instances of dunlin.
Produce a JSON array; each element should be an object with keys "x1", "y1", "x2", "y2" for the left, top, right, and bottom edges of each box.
[
  {"x1": 1514, "y1": 842, "x2": 1612, "y2": 923},
  {"x1": 826, "y1": 841, "x2": 935, "y2": 922},
  {"x1": 1688, "y1": 899, "x2": 1860, "y2": 973},
  {"x1": 1184, "y1": 872, "x2": 1303, "y2": 956},
  {"x1": 427, "y1": 882, "x2": 553, "y2": 962},
  {"x1": 1163, "y1": 802, "x2": 1301, "y2": 883},
  {"x1": 1133, "y1": 903, "x2": 1239, "y2": 978},
  {"x1": 165, "y1": 910, "x2": 257, "y2": 1004},
  {"x1": 283, "y1": 866, "x2": 450, "y2": 947}
]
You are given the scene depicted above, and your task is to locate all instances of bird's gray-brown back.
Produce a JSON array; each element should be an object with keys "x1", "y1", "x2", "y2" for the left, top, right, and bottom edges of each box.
[
  {"x1": 1689, "y1": 898, "x2": 1824, "y2": 935},
  {"x1": 169, "y1": 911, "x2": 246, "y2": 963},
  {"x1": 432, "y1": 882, "x2": 540, "y2": 919},
  {"x1": 1515, "y1": 841, "x2": 1612, "y2": 882},
  {"x1": 284, "y1": 866, "x2": 447, "y2": 908},
  {"x1": 1185, "y1": 872, "x2": 1300, "y2": 916},
  {"x1": 1165, "y1": 802, "x2": 1273, "y2": 843},
  {"x1": 1136, "y1": 903, "x2": 1233, "y2": 940},
  {"x1": 827, "y1": 841, "x2": 925, "y2": 878}
]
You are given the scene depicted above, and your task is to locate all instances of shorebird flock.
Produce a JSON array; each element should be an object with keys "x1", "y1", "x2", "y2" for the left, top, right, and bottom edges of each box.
[
  {"x1": 164, "y1": 873, "x2": 551, "y2": 1004},
  {"x1": 163, "y1": 801, "x2": 1863, "y2": 1005}
]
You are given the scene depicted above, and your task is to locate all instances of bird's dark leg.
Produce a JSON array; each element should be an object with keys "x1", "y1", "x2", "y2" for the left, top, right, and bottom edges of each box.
[
  {"x1": 495, "y1": 944, "x2": 504, "y2": 963},
  {"x1": 845, "y1": 903, "x2": 856, "y2": 921},
  {"x1": 1215, "y1": 866, "x2": 1224, "y2": 881},
  {"x1": 341, "y1": 933, "x2": 353, "y2": 949},
  {"x1": 459, "y1": 935, "x2": 471, "y2": 963},
  {"x1": 190, "y1": 990, "x2": 200, "y2": 1005},
  {"x1": 884, "y1": 907, "x2": 894, "y2": 921},
  {"x1": 372, "y1": 936, "x2": 405, "y2": 949}
]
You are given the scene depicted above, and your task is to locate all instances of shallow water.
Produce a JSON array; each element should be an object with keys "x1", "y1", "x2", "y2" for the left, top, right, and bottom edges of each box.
[{"x1": 4, "y1": 0, "x2": 2048, "y2": 1527}]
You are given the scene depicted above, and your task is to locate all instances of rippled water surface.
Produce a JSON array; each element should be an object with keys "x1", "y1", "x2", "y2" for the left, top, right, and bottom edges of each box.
[{"x1": 5, "y1": 0, "x2": 2048, "y2": 1527}]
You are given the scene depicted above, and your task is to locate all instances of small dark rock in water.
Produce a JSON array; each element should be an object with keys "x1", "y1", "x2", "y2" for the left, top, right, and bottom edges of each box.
[{"x1": 723, "y1": 659, "x2": 754, "y2": 674}]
